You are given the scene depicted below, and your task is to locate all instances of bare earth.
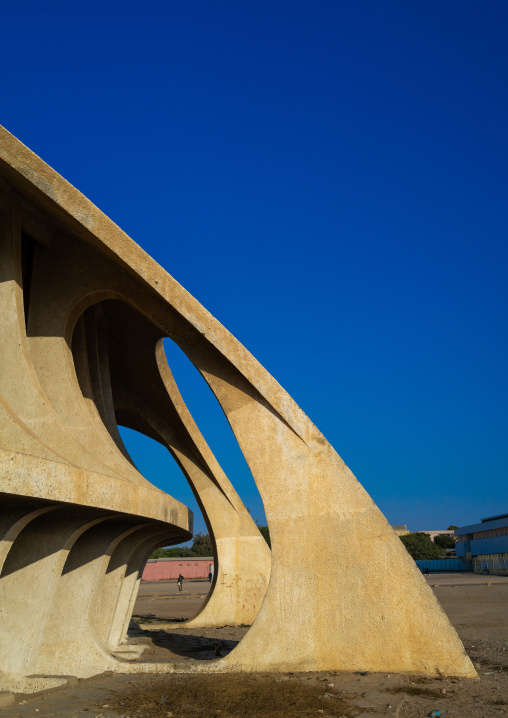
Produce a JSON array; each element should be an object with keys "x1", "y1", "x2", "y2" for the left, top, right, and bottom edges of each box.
[{"x1": 2, "y1": 573, "x2": 507, "y2": 718}]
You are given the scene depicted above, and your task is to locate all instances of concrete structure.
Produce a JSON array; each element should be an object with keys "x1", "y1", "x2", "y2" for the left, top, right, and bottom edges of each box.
[
  {"x1": 143, "y1": 557, "x2": 214, "y2": 580},
  {"x1": 391, "y1": 524, "x2": 410, "y2": 536},
  {"x1": 0, "y1": 126, "x2": 475, "y2": 690},
  {"x1": 392, "y1": 526, "x2": 455, "y2": 541},
  {"x1": 456, "y1": 513, "x2": 508, "y2": 573}
]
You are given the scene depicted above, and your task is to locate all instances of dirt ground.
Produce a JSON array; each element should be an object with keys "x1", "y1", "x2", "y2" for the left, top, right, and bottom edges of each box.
[{"x1": 2, "y1": 573, "x2": 507, "y2": 718}]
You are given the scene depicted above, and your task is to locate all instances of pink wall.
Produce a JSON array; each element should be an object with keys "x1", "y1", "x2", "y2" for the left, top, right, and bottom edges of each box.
[{"x1": 142, "y1": 557, "x2": 214, "y2": 581}]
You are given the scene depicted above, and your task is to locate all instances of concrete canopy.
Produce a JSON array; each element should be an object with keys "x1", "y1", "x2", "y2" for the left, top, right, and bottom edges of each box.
[{"x1": 0, "y1": 125, "x2": 475, "y2": 690}]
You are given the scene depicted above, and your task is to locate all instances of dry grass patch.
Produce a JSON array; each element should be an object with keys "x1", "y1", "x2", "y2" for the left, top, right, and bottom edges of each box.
[
  {"x1": 406, "y1": 676, "x2": 433, "y2": 684},
  {"x1": 106, "y1": 674, "x2": 355, "y2": 718},
  {"x1": 486, "y1": 663, "x2": 508, "y2": 673},
  {"x1": 387, "y1": 685, "x2": 448, "y2": 698}
]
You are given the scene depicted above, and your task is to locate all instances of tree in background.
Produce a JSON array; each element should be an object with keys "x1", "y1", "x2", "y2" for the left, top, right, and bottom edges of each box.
[
  {"x1": 149, "y1": 547, "x2": 167, "y2": 559},
  {"x1": 400, "y1": 532, "x2": 443, "y2": 560},
  {"x1": 434, "y1": 534, "x2": 457, "y2": 550},
  {"x1": 447, "y1": 525, "x2": 459, "y2": 530},
  {"x1": 149, "y1": 545, "x2": 192, "y2": 559},
  {"x1": 149, "y1": 532, "x2": 213, "y2": 559},
  {"x1": 150, "y1": 527, "x2": 272, "y2": 559},
  {"x1": 189, "y1": 532, "x2": 214, "y2": 557},
  {"x1": 258, "y1": 525, "x2": 271, "y2": 548}
]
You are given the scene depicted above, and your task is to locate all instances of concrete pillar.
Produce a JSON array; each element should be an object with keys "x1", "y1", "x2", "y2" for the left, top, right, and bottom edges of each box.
[
  {"x1": 0, "y1": 501, "x2": 58, "y2": 571},
  {"x1": 108, "y1": 529, "x2": 172, "y2": 648},
  {"x1": 0, "y1": 506, "x2": 110, "y2": 676},
  {"x1": 32, "y1": 518, "x2": 147, "y2": 677}
]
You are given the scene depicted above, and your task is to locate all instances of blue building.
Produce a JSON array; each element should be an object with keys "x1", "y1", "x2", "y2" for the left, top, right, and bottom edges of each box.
[{"x1": 455, "y1": 512, "x2": 508, "y2": 573}]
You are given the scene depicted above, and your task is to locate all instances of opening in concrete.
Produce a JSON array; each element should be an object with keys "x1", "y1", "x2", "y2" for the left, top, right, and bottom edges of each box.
[
  {"x1": 117, "y1": 425, "x2": 208, "y2": 539},
  {"x1": 68, "y1": 299, "x2": 270, "y2": 652},
  {"x1": 163, "y1": 337, "x2": 268, "y2": 531},
  {"x1": 158, "y1": 338, "x2": 272, "y2": 640},
  {"x1": 116, "y1": 427, "x2": 212, "y2": 626},
  {"x1": 70, "y1": 300, "x2": 214, "y2": 624}
]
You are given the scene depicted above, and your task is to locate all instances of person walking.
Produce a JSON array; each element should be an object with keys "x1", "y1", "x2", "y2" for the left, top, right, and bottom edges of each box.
[{"x1": 177, "y1": 573, "x2": 184, "y2": 592}]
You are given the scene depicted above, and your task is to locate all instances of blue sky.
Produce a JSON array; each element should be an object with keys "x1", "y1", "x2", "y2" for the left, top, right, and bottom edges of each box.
[{"x1": 3, "y1": 1, "x2": 507, "y2": 534}]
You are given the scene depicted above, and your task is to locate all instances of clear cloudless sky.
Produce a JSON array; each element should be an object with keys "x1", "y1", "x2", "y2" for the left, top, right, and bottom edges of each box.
[{"x1": 2, "y1": 1, "x2": 507, "y2": 535}]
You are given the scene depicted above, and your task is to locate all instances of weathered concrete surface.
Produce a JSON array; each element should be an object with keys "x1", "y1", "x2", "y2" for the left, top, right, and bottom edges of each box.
[
  {"x1": 154, "y1": 342, "x2": 271, "y2": 628},
  {"x1": 0, "y1": 125, "x2": 270, "y2": 691},
  {"x1": 0, "y1": 125, "x2": 476, "y2": 688}
]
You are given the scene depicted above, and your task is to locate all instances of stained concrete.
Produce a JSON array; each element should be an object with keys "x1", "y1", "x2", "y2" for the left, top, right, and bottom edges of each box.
[{"x1": 0, "y1": 125, "x2": 476, "y2": 690}]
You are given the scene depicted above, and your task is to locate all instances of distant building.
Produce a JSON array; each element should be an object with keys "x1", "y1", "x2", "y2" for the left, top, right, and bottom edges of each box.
[
  {"x1": 455, "y1": 513, "x2": 508, "y2": 573},
  {"x1": 391, "y1": 526, "x2": 455, "y2": 542},
  {"x1": 420, "y1": 530, "x2": 455, "y2": 543},
  {"x1": 142, "y1": 557, "x2": 214, "y2": 581},
  {"x1": 392, "y1": 525, "x2": 410, "y2": 536}
]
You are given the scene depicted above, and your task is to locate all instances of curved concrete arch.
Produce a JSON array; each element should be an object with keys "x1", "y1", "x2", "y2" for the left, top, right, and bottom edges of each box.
[
  {"x1": 0, "y1": 501, "x2": 63, "y2": 692},
  {"x1": 0, "y1": 506, "x2": 113, "y2": 679},
  {"x1": 102, "y1": 299, "x2": 271, "y2": 628},
  {"x1": 0, "y1": 197, "x2": 99, "y2": 472},
  {"x1": 0, "y1": 201, "x2": 141, "y2": 483},
  {"x1": 23, "y1": 241, "x2": 150, "y2": 484},
  {"x1": 0, "y1": 173, "x2": 194, "y2": 692},
  {"x1": 154, "y1": 340, "x2": 271, "y2": 628},
  {"x1": 108, "y1": 528, "x2": 176, "y2": 649},
  {"x1": 0, "y1": 502, "x2": 59, "y2": 571},
  {"x1": 113, "y1": 532, "x2": 185, "y2": 648},
  {"x1": 0, "y1": 126, "x2": 476, "y2": 684},
  {"x1": 88, "y1": 522, "x2": 154, "y2": 652},
  {"x1": 33, "y1": 518, "x2": 154, "y2": 677}
]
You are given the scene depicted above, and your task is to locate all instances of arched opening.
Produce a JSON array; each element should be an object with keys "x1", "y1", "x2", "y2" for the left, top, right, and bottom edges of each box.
[
  {"x1": 68, "y1": 298, "x2": 271, "y2": 661},
  {"x1": 118, "y1": 426, "x2": 207, "y2": 535},
  {"x1": 70, "y1": 300, "x2": 217, "y2": 627},
  {"x1": 117, "y1": 427, "x2": 214, "y2": 625},
  {"x1": 163, "y1": 337, "x2": 268, "y2": 532}
]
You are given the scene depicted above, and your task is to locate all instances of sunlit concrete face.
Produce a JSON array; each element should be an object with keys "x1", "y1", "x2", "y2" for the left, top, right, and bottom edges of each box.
[{"x1": 0, "y1": 125, "x2": 476, "y2": 692}]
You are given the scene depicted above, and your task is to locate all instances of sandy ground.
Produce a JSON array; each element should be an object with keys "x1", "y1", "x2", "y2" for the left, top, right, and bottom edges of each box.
[{"x1": 2, "y1": 573, "x2": 508, "y2": 718}]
